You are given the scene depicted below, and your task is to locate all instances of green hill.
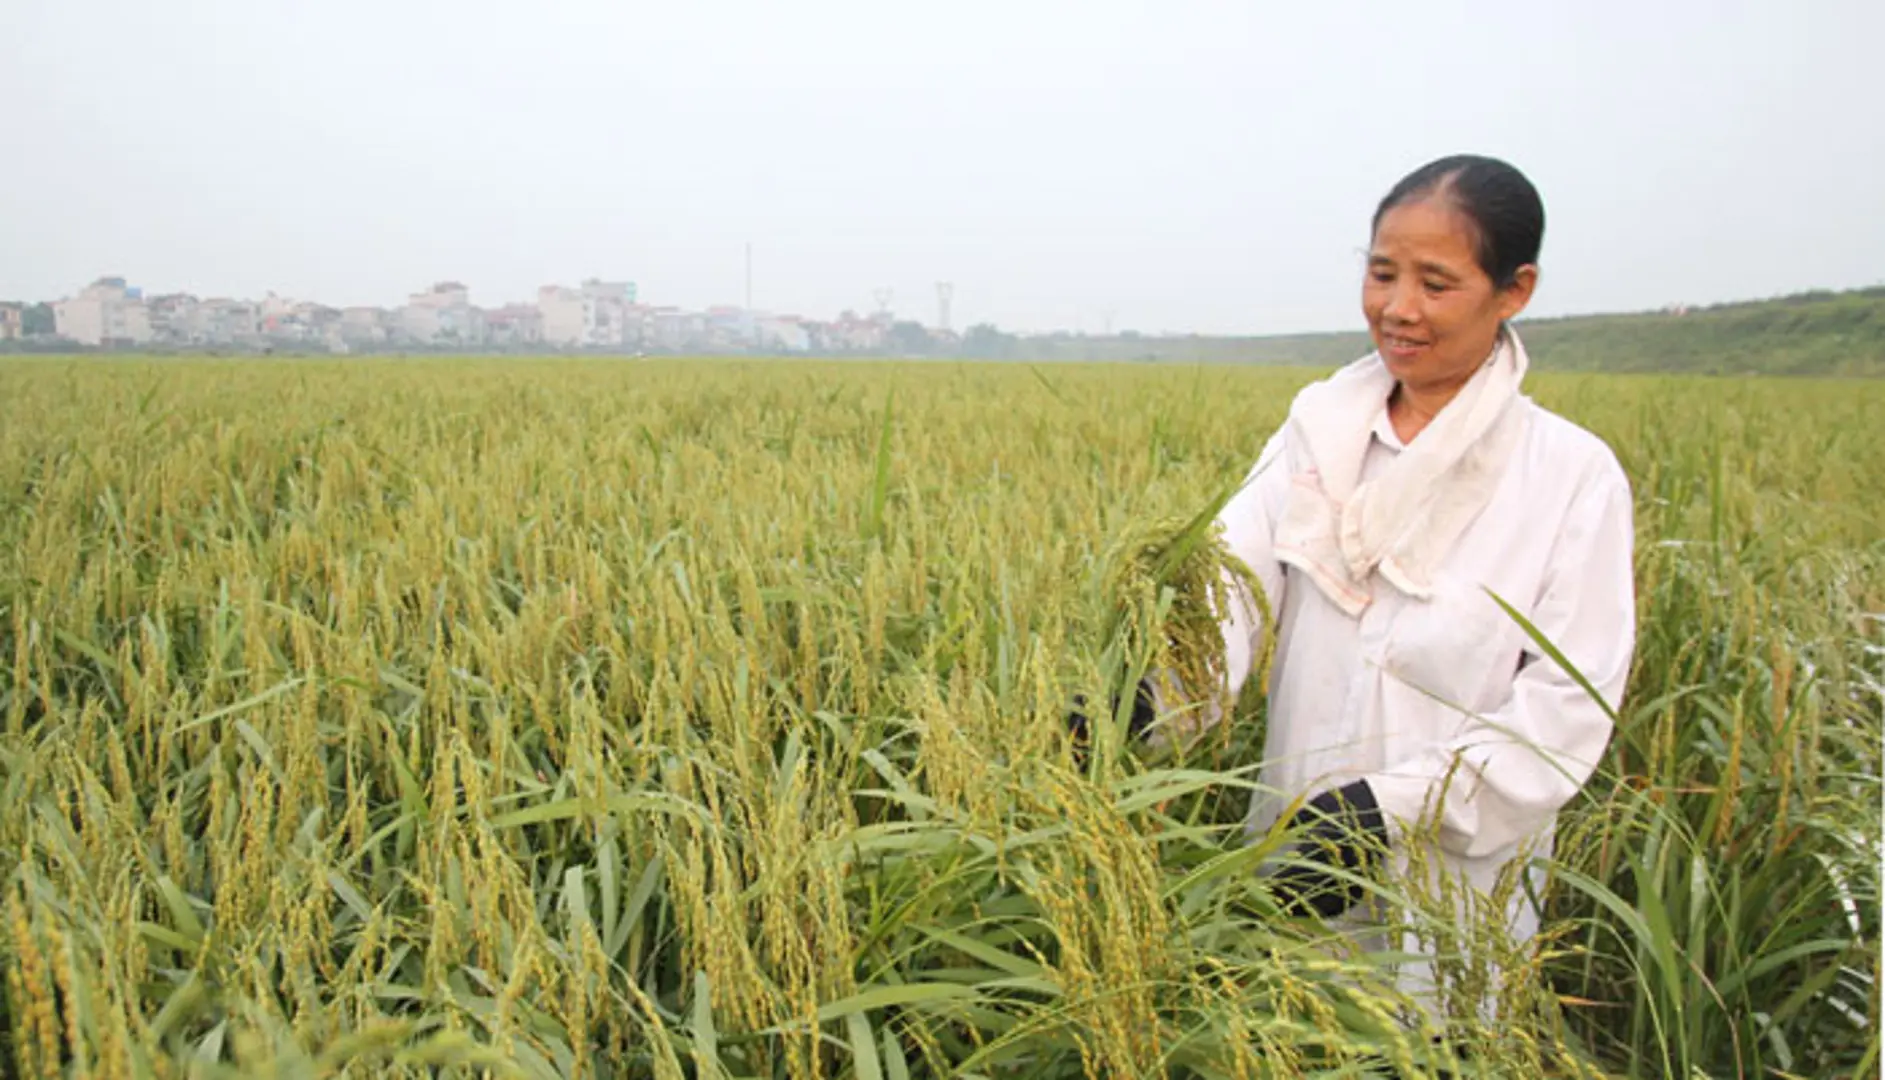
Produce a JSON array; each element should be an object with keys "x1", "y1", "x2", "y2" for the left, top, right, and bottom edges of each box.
[
  {"x1": 1010, "y1": 287, "x2": 1885, "y2": 375},
  {"x1": 1515, "y1": 287, "x2": 1885, "y2": 375}
]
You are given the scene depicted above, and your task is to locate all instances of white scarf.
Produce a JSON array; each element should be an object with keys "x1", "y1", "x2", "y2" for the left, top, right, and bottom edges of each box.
[{"x1": 1272, "y1": 327, "x2": 1531, "y2": 616}]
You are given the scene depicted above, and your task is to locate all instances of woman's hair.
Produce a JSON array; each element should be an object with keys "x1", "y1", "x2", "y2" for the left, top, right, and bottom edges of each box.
[{"x1": 1372, "y1": 154, "x2": 1544, "y2": 288}]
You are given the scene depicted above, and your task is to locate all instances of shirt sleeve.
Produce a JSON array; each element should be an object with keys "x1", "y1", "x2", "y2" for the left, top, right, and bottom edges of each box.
[
  {"x1": 1154, "y1": 429, "x2": 1291, "y2": 742},
  {"x1": 1363, "y1": 452, "x2": 1636, "y2": 859}
]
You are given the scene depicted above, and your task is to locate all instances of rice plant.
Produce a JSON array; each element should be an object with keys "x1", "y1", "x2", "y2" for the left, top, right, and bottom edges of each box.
[{"x1": 0, "y1": 356, "x2": 1876, "y2": 1078}]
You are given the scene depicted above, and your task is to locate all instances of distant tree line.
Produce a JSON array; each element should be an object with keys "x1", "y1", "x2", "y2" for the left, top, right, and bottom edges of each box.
[{"x1": 930, "y1": 288, "x2": 1885, "y2": 376}]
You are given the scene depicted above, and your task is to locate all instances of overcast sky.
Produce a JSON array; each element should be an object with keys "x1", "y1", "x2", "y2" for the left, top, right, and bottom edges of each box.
[{"x1": 4, "y1": 1, "x2": 1881, "y2": 334}]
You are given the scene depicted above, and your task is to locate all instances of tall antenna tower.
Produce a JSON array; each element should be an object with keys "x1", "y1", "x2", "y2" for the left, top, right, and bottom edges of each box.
[
  {"x1": 744, "y1": 242, "x2": 753, "y2": 310},
  {"x1": 872, "y1": 287, "x2": 893, "y2": 319},
  {"x1": 935, "y1": 282, "x2": 954, "y2": 332}
]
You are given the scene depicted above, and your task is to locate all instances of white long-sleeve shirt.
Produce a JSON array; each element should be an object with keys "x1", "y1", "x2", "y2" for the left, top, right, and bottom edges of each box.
[{"x1": 1206, "y1": 392, "x2": 1636, "y2": 952}]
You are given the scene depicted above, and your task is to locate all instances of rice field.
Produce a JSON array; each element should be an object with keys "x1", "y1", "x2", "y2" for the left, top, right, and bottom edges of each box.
[{"x1": 0, "y1": 356, "x2": 1879, "y2": 1079}]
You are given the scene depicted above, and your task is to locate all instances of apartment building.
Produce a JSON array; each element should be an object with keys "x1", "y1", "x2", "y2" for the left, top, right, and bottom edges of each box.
[
  {"x1": 537, "y1": 278, "x2": 638, "y2": 348},
  {"x1": 400, "y1": 282, "x2": 482, "y2": 346},
  {"x1": 484, "y1": 304, "x2": 543, "y2": 347},
  {"x1": 54, "y1": 277, "x2": 153, "y2": 346}
]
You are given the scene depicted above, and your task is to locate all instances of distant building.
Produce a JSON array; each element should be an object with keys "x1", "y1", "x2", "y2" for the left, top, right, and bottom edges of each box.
[
  {"x1": 828, "y1": 310, "x2": 887, "y2": 352},
  {"x1": 256, "y1": 292, "x2": 318, "y2": 343},
  {"x1": 757, "y1": 315, "x2": 810, "y2": 353},
  {"x1": 649, "y1": 307, "x2": 706, "y2": 351},
  {"x1": 583, "y1": 279, "x2": 638, "y2": 347},
  {"x1": 483, "y1": 304, "x2": 542, "y2": 347},
  {"x1": 399, "y1": 281, "x2": 482, "y2": 346},
  {"x1": 538, "y1": 285, "x2": 585, "y2": 346},
  {"x1": 295, "y1": 303, "x2": 343, "y2": 349},
  {"x1": 587, "y1": 279, "x2": 634, "y2": 301},
  {"x1": 649, "y1": 307, "x2": 683, "y2": 350},
  {"x1": 622, "y1": 303, "x2": 654, "y2": 347},
  {"x1": 537, "y1": 278, "x2": 638, "y2": 348},
  {"x1": 199, "y1": 299, "x2": 260, "y2": 345},
  {"x1": 55, "y1": 277, "x2": 153, "y2": 346},
  {"x1": 338, "y1": 307, "x2": 391, "y2": 348},
  {"x1": 583, "y1": 281, "x2": 624, "y2": 347},
  {"x1": 19, "y1": 272, "x2": 936, "y2": 354},
  {"x1": 705, "y1": 305, "x2": 757, "y2": 349},
  {"x1": 146, "y1": 293, "x2": 202, "y2": 343},
  {"x1": 258, "y1": 291, "x2": 298, "y2": 321}
]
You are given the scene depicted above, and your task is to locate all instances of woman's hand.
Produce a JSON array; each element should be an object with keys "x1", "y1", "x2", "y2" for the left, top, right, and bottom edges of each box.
[{"x1": 1267, "y1": 780, "x2": 1388, "y2": 919}]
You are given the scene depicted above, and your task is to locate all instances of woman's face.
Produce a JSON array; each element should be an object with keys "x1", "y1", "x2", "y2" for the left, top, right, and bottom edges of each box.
[{"x1": 1362, "y1": 197, "x2": 1536, "y2": 397}]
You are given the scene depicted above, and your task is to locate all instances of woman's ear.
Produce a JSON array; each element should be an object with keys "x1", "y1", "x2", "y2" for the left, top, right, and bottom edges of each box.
[{"x1": 1497, "y1": 265, "x2": 1539, "y2": 322}]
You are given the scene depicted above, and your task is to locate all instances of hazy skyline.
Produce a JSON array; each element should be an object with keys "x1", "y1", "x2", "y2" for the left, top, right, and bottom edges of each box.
[{"x1": 5, "y1": 1, "x2": 1881, "y2": 335}]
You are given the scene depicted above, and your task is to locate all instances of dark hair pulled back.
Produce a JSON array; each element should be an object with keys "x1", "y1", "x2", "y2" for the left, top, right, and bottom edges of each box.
[{"x1": 1372, "y1": 154, "x2": 1544, "y2": 288}]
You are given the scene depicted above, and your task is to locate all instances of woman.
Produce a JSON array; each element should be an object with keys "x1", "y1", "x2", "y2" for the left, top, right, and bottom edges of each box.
[{"x1": 1176, "y1": 154, "x2": 1636, "y2": 1000}]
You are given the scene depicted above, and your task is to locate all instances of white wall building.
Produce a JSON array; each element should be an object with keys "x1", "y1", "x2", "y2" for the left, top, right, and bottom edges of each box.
[
  {"x1": 581, "y1": 279, "x2": 636, "y2": 347},
  {"x1": 146, "y1": 294, "x2": 201, "y2": 343},
  {"x1": 757, "y1": 316, "x2": 810, "y2": 353},
  {"x1": 483, "y1": 304, "x2": 543, "y2": 347},
  {"x1": 538, "y1": 278, "x2": 639, "y2": 348},
  {"x1": 199, "y1": 299, "x2": 259, "y2": 344},
  {"x1": 55, "y1": 277, "x2": 153, "y2": 346},
  {"x1": 538, "y1": 285, "x2": 585, "y2": 346},
  {"x1": 399, "y1": 282, "x2": 482, "y2": 346},
  {"x1": 651, "y1": 308, "x2": 707, "y2": 351}
]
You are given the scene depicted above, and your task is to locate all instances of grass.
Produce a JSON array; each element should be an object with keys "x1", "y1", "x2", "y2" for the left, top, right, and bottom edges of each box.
[
  {"x1": 966, "y1": 286, "x2": 1885, "y2": 376},
  {"x1": 0, "y1": 356, "x2": 1878, "y2": 1078}
]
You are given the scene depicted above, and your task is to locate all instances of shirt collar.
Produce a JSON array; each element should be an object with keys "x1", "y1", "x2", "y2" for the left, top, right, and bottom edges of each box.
[{"x1": 1370, "y1": 401, "x2": 1405, "y2": 452}]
